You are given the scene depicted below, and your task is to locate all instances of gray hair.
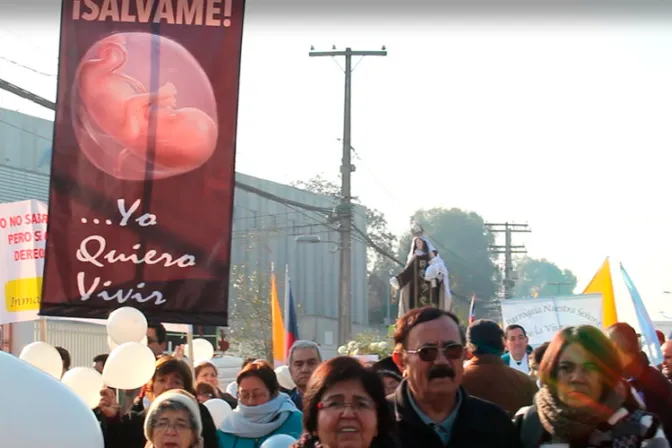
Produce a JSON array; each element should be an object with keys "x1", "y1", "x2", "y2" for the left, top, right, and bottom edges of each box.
[
  {"x1": 288, "y1": 340, "x2": 323, "y2": 365},
  {"x1": 147, "y1": 400, "x2": 199, "y2": 435}
]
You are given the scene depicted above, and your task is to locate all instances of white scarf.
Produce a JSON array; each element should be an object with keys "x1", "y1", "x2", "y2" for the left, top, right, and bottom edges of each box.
[
  {"x1": 509, "y1": 352, "x2": 530, "y2": 374},
  {"x1": 218, "y1": 392, "x2": 297, "y2": 439}
]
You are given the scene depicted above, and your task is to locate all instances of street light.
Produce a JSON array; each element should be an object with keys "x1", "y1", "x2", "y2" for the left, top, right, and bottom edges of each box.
[
  {"x1": 295, "y1": 235, "x2": 321, "y2": 243},
  {"x1": 295, "y1": 235, "x2": 339, "y2": 253}
]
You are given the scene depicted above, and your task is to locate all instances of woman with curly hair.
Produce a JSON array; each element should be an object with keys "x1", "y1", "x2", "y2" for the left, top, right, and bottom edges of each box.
[{"x1": 293, "y1": 356, "x2": 398, "y2": 448}]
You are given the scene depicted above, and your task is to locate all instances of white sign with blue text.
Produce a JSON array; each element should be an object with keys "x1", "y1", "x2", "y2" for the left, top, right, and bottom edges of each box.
[{"x1": 501, "y1": 294, "x2": 603, "y2": 346}]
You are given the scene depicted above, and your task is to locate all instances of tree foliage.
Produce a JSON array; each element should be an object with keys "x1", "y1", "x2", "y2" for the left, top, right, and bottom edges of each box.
[
  {"x1": 291, "y1": 176, "x2": 397, "y2": 260},
  {"x1": 291, "y1": 175, "x2": 400, "y2": 324},
  {"x1": 513, "y1": 257, "x2": 577, "y2": 297},
  {"x1": 397, "y1": 208, "x2": 500, "y2": 317},
  {"x1": 227, "y1": 265, "x2": 272, "y2": 360},
  {"x1": 292, "y1": 174, "x2": 341, "y2": 200}
]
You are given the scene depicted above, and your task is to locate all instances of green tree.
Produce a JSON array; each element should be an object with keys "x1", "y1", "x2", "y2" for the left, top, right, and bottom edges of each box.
[
  {"x1": 291, "y1": 175, "x2": 400, "y2": 324},
  {"x1": 292, "y1": 174, "x2": 341, "y2": 200},
  {"x1": 397, "y1": 208, "x2": 500, "y2": 318},
  {"x1": 227, "y1": 265, "x2": 272, "y2": 360},
  {"x1": 513, "y1": 257, "x2": 577, "y2": 297},
  {"x1": 291, "y1": 176, "x2": 397, "y2": 259}
]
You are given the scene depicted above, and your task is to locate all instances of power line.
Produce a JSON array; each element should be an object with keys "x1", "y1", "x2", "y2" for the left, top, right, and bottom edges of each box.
[
  {"x1": 0, "y1": 118, "x2": 52, "y2": 141},
  {"x1": 340, "y1": 140, "x2": 502, "y2": 292},
  {"x1": 0, "y1": 78, "x2": 55, "y2": 111},
  {"x1": 235, "y1": 181, "x2": 333, "y2": 214},
  {"x1": 0, "y1": 55, "x2": 56, "y2": 77}
]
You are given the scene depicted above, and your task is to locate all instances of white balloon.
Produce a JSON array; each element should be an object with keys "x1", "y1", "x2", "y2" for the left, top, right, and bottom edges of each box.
[
  {"x1": 185, "y1": 338, "x2": 214, "y2": 363},
  {"x1": 225, "y1": 381, "x2": 238, "y2": 398},
  {"x1": 203, "y1": 398, "x2": 232, "y2": 427},
  {"x1": 62, "y1": 367, "x2": 105, "y2": 409},
  {"x1": 274, "y1": 366, "x2": 296, "y2": 390},
  {"x1": 0, "y1": 351, "x2": 104, "y2": 447},
  {"x1": 19, "y1": 341, "x2": 63, "y2": 379},
  {"x1": 108, "y1": 334, "x2": 147, "y2": 351},
  {"x1": 107, "y1": 336, "x2": 119, "y2": 352},
  {"x1": 103, "y1": 341, "x2": 156, "y2": 390},
  {"x1": 261, "y1": 434, "x2": 297, "y2": 448},
  {"x1": 106, "y1": 307, "x2": 148, "y2": 345}
]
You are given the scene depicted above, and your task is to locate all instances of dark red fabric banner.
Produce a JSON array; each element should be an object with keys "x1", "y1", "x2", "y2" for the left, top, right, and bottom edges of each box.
[{"x1": 39, "y1": 0, "x2": 245, "y2": 325}]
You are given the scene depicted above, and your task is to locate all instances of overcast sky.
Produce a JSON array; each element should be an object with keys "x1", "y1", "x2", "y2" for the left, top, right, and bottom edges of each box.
[{"x1": 1, "y1": 0, "x2": 671, "y2": 321}]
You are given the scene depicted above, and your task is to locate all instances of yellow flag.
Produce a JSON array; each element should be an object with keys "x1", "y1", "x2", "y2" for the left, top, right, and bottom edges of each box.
[
  {"x1": 583, "y1": 258, "x2": 617, "y2": 328},
  {"x1": 270, "y1": 269, "x2": 287, "y2": 366}
]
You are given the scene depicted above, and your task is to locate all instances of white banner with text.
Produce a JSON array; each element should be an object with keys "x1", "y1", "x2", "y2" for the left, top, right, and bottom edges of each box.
[
  {"x1": 0, "y1": 200, "x2": 48, "y2": 325},
  {"x1": 501, "y1": 294, "x2": 603, "y2": 346}
]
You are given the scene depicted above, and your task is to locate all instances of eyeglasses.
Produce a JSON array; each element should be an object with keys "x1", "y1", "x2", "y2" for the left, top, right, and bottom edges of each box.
[
  {"x1": 317, "y1": 398, "x2": 376, "y2": 413},
  {"x1": 238, "y1": 392, "x2": 269, "y2": 402},
  {"x1": 405, "y1": 343, "x2": 464, "y2": 362},
  {"x1": 154, "y1": 421, "x2": 192, "y2": 432}
]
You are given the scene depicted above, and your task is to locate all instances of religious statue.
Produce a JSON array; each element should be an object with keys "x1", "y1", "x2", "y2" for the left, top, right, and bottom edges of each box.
[{"x1": 390, "y1": 222, "x2": 452, "y2": 316}]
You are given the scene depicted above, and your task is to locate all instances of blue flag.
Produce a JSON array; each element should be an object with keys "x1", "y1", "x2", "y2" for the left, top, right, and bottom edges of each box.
[{"x1": 620, "y1": 263, "x2": 664, "y2": 366}]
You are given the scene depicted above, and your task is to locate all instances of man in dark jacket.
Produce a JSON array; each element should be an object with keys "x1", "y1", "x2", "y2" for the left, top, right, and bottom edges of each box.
[
  {"x1": 287, "y1": 340, "x2": 323, "y2": 411},
  {"x1": 607, "y1": 322, "x2": 672, "y2": 442},
  {"x1": 389, "y1": 306, "x2": 523, "y2": 448},
  {"x1": 461, "y1": 319, "x2": 538, "y2": 416},
  {"x1": 661, "y1": 340, "x2": 672, "y2": 383}
]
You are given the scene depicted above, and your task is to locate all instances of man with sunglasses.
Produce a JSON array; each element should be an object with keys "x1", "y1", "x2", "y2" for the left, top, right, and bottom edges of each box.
[{"x1": 389, "y1": 306, "x2": 522, "y2": 448}]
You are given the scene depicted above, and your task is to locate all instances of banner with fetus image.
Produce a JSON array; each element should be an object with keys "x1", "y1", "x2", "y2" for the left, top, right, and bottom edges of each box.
[{"x1": 39, "y1": 0, "x2": 245, "y2": 325}]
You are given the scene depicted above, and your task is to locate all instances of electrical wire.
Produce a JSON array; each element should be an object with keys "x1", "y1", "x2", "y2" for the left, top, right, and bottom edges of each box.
[
  {"x1": 0, "y1": 118, "x2": 52, "y2": 141},
  {"x1": 0, "y1": 55, "x2": 56, "y2": 77},
  {"x1": 235, "y1": 181, "x2": 333, "y2": 214}
]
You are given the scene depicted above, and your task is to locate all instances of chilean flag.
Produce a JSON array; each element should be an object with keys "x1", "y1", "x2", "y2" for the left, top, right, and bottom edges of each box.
[
  {"x1": 284, "y1": 265, "x2": 300, "y2": 358},
  {"x1": 469, "y1": 294, "x2": 476, "y2": 324}
]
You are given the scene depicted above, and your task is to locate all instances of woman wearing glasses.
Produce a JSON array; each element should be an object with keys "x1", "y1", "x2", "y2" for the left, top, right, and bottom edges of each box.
[
  {"x1": 217, "y1": 360, "x2": 303, "y2": 447},
  {"x1": 514, "y1": 325, "x2": 668, "y2": 447},
  {"x1": 99, "y1": 356, "x2": 218, "y2": 448},
  {"x1": 144, "y1": 390, "x2": 204, "y2": 448},
  {"x1": 292, "y1": 356, "x2": 398, "y2": 448}
]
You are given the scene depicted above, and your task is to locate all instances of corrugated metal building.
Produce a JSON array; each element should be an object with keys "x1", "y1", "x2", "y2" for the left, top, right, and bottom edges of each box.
[{"x1": 0, "y1": 107, "x2": 371, "y2": 360}]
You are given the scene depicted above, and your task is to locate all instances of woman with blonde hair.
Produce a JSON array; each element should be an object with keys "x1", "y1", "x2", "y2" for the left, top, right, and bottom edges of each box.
[{"x1": 144, "y1": 390, "x2": 203, "y2": 448}]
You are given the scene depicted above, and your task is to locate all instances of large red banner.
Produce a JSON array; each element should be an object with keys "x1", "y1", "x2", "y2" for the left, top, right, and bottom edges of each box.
[{"x1": 39, "y1": 0, "x2": 245, "y2": 325}]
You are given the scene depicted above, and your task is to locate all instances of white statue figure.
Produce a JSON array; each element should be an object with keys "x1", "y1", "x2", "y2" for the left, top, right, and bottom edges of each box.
[{"x1": 390, "y1": 223, "x2": 452, "y2": 316}]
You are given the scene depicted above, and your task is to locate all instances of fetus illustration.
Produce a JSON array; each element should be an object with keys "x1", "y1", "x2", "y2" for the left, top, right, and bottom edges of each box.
[{"x1": 71, "y1": 33, "x2": 219, "y2": 181}]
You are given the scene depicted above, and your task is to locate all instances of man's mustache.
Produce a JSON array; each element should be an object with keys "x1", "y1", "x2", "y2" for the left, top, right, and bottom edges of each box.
[{"x1": 428, "y1": 365, "x2": 455, "y2": 380}]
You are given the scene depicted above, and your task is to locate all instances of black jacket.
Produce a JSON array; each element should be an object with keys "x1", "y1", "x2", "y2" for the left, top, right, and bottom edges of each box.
[
  {"x1": 101, "y1": 398, "x2": 218, "y2": 448},
  {"x1": 628, "y1": 362, "x2": 672, "y2": 442},
  {"x1": 217, "y1": 388, "x2": 238, "y2": 409},
  {"x1": 388, "y1": 380, "x2": 522, "y2": 448}
]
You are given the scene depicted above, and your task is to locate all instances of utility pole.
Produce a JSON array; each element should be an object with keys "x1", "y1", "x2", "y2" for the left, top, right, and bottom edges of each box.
[
  {"x1": 486, "y1": 222, "x2": 531, "y2": 300},
  {"x1": 309, "y1": 46, "x2": 387, "y2": 344}
]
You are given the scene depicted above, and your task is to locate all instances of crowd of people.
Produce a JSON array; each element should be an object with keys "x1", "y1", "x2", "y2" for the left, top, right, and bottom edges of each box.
[{"x1": 50, "y1": 307, "x2": 672, "y2": 447}]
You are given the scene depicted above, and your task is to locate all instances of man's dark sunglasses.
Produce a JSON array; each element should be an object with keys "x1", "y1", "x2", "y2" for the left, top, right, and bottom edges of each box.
[{"x1": 405, "y1": 343, "x2": 464, "y2": 362}]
